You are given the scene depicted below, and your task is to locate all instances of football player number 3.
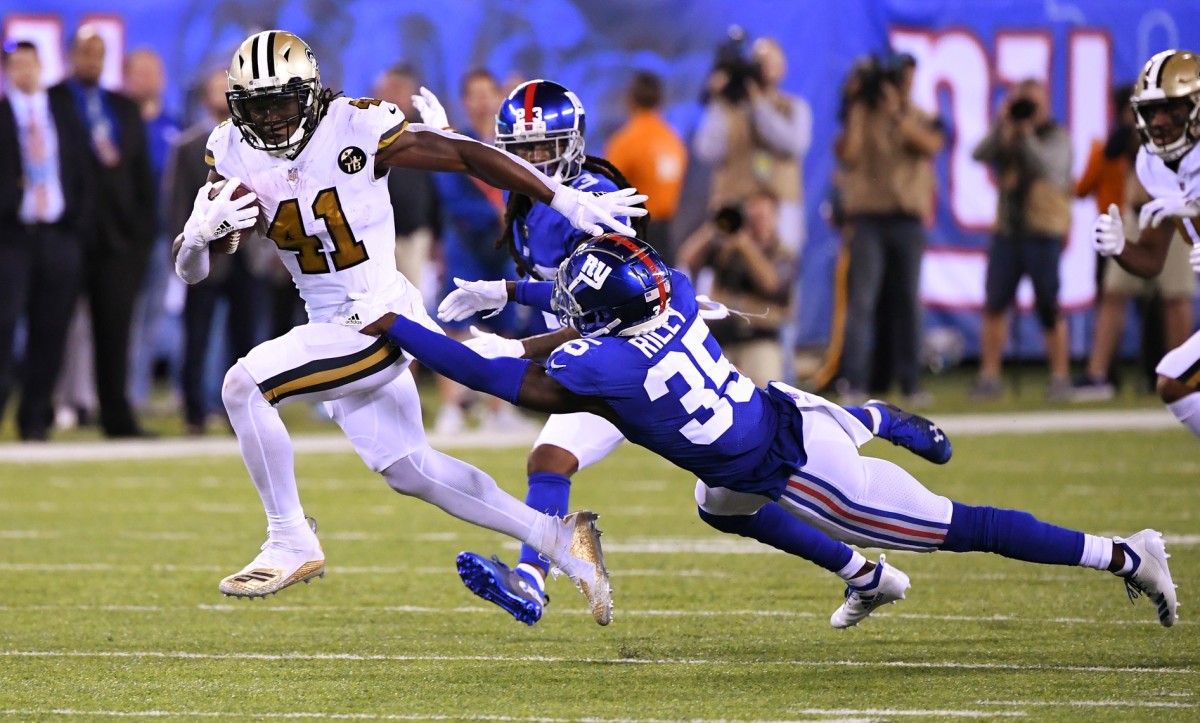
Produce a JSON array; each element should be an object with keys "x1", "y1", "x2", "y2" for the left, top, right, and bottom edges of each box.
[
  {"x1": 643, "y1": 320, "x2": 754, "y2": 445},
  {"x1": 267, "y1": 188, "x2": 368, "y2": 274}
]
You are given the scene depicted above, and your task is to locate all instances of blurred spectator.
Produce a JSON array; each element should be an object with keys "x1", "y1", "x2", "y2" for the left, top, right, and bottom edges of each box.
[
  {"x1": 0, "y1": 40, "x2": 93, "y2": 441},
  {"x1": 835, "y1": 53, "x2": 943, "y2": 404},
  {"x1": 1073, "y1": 88, "x2": 1194, "y2": 400},
  {"x1": 372, "y1": 63, "x2": 440, "y2": 301},
  {"x1": 971, "y1": 79, "x2": 1073, "y2": 401},
  {"x1": 694, "y1": 34, "x2": 811, "y2": 255},
  {"x1": 50, "y1": 26, "x2": 157, "y2": 437},
  {"x1": 432, "y1": 69, "x2": 530, "y2": 435},
  {"x1": 605, "y1": 70, "x2": 687, "y2": 260},
  {"x1": 125, "y1": 48, "x2": 182, "y2": 411},
  {"x1": 165, "y1": 68, "x2": 273, "y2": 435},
  {"x1": 677, "y1": 189, "x2": 794, "y2": 385}
]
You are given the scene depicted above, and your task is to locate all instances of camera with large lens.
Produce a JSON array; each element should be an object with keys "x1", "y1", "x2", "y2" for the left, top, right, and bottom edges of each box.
[
  {"x1": 710, "y1": 25, "x2": 764, "y2": 104},
  {"x1": 846, "y1": 52, "x2": 914, "y2": 111},
  {"x1": 713, "y1": 204, "x2": 745, "y2": 234},
  {"x1": 1008, "y1": 98, "x2": 1037, "y2": 121}
]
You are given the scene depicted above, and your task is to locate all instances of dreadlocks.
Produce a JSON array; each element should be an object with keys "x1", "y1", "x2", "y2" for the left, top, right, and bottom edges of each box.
[{"x1": 495, "y1": 155, "x2": 650, "y2": 279}]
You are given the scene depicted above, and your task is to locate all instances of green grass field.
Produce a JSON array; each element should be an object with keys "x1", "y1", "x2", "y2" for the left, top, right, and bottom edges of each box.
[{"x1": 0, "y1": 423, "x2": 1196, "y2": 721}]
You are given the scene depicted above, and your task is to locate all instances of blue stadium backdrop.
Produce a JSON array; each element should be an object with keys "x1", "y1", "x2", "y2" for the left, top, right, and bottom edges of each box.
[{"x1": 3, "y1": 0, "x2": 1198, "y2": 363}]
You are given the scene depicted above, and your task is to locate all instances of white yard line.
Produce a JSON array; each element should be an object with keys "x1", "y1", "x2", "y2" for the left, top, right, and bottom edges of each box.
[
  {"x1": 0, "y1": 409, "x2": 1178, "y2": 464},
  {"x1": 0, "y1": 650, "x2": 1191, "y2": 675},
  {"x1": 0, "y1": 602, "x2": 1187, "y2": 627},
  {"x1": 0, "y1": 711, "x2": 956, "y2": 722}
]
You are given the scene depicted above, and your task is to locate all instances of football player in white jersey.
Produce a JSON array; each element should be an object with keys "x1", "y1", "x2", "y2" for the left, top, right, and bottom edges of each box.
[
  {"x1": 170, "y1": 31, "x2": 644, "y2": 624},
  {"x1": 1092, "y1": 49, "x2": 1200, "y2": 438}
]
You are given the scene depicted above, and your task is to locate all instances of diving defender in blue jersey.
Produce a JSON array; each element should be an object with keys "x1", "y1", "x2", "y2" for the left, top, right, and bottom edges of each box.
[{"x1": 340, "y1": 234, "x2": 1178, "y2": 629}]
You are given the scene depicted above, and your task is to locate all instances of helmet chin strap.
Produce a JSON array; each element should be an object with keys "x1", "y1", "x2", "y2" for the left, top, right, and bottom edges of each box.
[{"x1": 617, "y1": 311, "x2": 672, "y2": 337}]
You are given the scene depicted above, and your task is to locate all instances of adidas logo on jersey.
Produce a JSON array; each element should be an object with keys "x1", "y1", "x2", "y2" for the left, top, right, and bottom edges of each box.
[
  {"x1": 575, "y1": 255, "x2": 612, "y2": 290},
  {"x1": 343, "y1": 313, "x2": 362, "y2": 326}
]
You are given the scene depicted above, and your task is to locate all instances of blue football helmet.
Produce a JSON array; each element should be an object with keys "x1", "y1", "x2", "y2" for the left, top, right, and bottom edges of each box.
[
  {"x1": 552, "y1": 234, "x2": 672, "y2": 337},
  {"x1": 496, "y1": 79, "x2": 586, "y2": 182}
]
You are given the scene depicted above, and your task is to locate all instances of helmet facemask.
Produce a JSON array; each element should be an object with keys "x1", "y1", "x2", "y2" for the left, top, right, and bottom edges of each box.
[
  {"x1": 499, "y1": 131, "x2": 585, "y2": 183},
  {"x1": 228, "y1": 78, "x2": 320, "y2": 156},
  {"x1": 1132, "y1": 95, "x2": 1200, "y2": 162}
]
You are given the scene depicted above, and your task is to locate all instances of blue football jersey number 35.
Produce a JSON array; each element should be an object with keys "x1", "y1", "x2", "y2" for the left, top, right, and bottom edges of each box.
[{"x1": 643, "y1": 319, "x2": 755, "y2": 445}]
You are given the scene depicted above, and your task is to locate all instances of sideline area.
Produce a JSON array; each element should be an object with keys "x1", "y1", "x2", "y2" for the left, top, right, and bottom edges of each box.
[{"x1": 0, "y1": 408, "x2": 1178, "y2": 463}]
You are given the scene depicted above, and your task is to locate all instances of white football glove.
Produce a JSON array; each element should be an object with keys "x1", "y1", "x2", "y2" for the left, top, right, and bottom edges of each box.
[
  {"x1": 1092, "y1": 203, "x2": 1125, "y2": 257},
  {"x1": 462, "y1": 325, "x2": 525, "y2": 359},
  {"x1": 411, "y1": 86, "x2": 449, "y2": 129},
  {"x1": 1139, "y1": 196, "x2": 1200, "y2": 229},
  {"x1": 1190, "y1": 244, "x2": 1200, "y2": 274},
  {"x1": 181, "y1": 177, "x2": 259, "y2": 250},
  {"x1": 332, "y1": 293, "x2": 388, "y2": 329},
  {"x1": 550, "y1": 185, "x2": 648, "y2": 237},
  {"x1": 436, "y1": 278, "x2": 509, "y2": 322}
]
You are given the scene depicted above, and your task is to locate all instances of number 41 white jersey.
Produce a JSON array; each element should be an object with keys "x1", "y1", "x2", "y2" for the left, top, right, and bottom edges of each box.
[{"x1": 206, "y1": 97, "x2": 411, "y2": 321}]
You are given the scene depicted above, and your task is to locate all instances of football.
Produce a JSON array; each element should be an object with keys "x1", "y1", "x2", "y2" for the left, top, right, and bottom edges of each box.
[{"x1": 207, "y1": 179, "x2": 258, "y2": 254}]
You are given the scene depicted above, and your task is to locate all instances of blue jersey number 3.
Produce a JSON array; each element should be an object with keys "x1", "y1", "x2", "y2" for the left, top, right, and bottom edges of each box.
[{"x1": 643, "y1": 319, "x2": 754, "y2": 445}]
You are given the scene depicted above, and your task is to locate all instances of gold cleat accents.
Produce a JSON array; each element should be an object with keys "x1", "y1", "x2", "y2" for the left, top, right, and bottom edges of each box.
[
  {"x1": 219, "y1": 559, "x2": 325, "y2": 599},
  {"x1": 563, "y1": 510, "x2": 613, "y2": 626}
]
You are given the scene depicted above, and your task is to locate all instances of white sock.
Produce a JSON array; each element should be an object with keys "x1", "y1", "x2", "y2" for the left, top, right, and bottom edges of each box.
[
  {"x1": 836, "y1": 550, "x2": 870, "y2": 583},
  {"x1": 1078, "y1": 534, "x2": 1114, "y2": 571},
  {"x1": 516, "y1": 562, "x2": 548, "y2": 590},
  {"x1": 1167, "y1": 393, "x2": 1200, "y2": 438},
  {"x1": 382, "y1": 447, "x2": 556, "y2": 554},
  {"x1": 223, "y1": 364, "x2": 306, "y2": 534}
]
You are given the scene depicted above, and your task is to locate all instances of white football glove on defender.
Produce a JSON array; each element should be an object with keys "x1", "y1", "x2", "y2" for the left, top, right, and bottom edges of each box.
[
  {"x1": 462, "y1": 325, "x2": 525, "y2": 359},
  {"x1": 550, "y1": 185, "x2": 648, "y2": 237},
  {"x1": 411, "y1": 86, "x2": 450, "y2": 129},
  {"x1": 181, "y1": 177, "x2": 259, "y2": 250},
  {"x1": 1139, "y1": 196, "x2": 1200, "y2": 229},
  {"x1": 1092, "y1": 203, "x2": 1126, "y2": 257},
  {"x1": 437, "y1": 278, "x2": 509, "y2": 322}
]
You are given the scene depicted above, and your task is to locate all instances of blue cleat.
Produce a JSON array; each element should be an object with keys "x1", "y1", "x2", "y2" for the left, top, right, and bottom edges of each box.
[
  {"x1": 456, "y1": 552, "x2": 547, "y2": 625},
  {"x1": 866, "y1": 399, "x2": 952, "y2": 464}
]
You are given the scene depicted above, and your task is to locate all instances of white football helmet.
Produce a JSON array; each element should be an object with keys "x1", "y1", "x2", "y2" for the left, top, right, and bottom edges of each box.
[{"x1": 226, "y1": 30, "x2": 324, "y2": 157}]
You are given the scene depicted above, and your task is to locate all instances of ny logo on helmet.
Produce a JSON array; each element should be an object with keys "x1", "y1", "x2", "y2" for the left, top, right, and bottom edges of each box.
[{"x1": 573, "y1": 255, "x2": 612, "y2": 290}]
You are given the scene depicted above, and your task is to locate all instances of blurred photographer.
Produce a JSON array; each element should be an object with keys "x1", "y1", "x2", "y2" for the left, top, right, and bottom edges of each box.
[
  {"x1": 677, "y1": 189, "x2": 794, "y2": 386},
  {"x1": 835, "y1": 52, "x2": 944, "y2": 404},
  {"x1": 694, "y1": 29, "x2": 811, "y2": 255},
  {"x1": 971, "y1": 79, "x2": 1073, "y2": 401}
]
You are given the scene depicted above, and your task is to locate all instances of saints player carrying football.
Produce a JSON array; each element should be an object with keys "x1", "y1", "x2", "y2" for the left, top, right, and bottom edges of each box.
[
  {"x1": 171, "y1": 30, "x2": 645, "y2": 625},
  {"x1": 1093, "y1": 49, "x2": 1200, "y2": 439}
]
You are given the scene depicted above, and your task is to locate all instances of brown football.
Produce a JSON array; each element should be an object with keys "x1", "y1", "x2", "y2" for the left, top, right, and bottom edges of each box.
[{"x1": 207, "y1": 180, "x2": 258, "y2": 254}]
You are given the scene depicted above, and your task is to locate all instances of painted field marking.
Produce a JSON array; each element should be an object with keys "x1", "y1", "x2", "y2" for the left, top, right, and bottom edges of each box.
[
  {"x1": 0, "y1": 650, "x2": 1191, "y2": 675},
  {"x1": 0, "y1": 409, "x2": 1180, "y2": 464}
]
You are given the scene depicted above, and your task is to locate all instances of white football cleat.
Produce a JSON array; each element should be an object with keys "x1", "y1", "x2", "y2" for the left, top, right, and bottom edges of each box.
[
  {"x1": 219, "y1": 517, "x2": 325, "y2": 599},
  {"x1": 830, "y1": 554, "x2": 910, "y2": 629},
  {"x1": 1116, "y1": 529, "x2": 1179, "y2": 628},
  {"x1": 551, "y1": 511, "x2": 613, "y2": 626}
]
